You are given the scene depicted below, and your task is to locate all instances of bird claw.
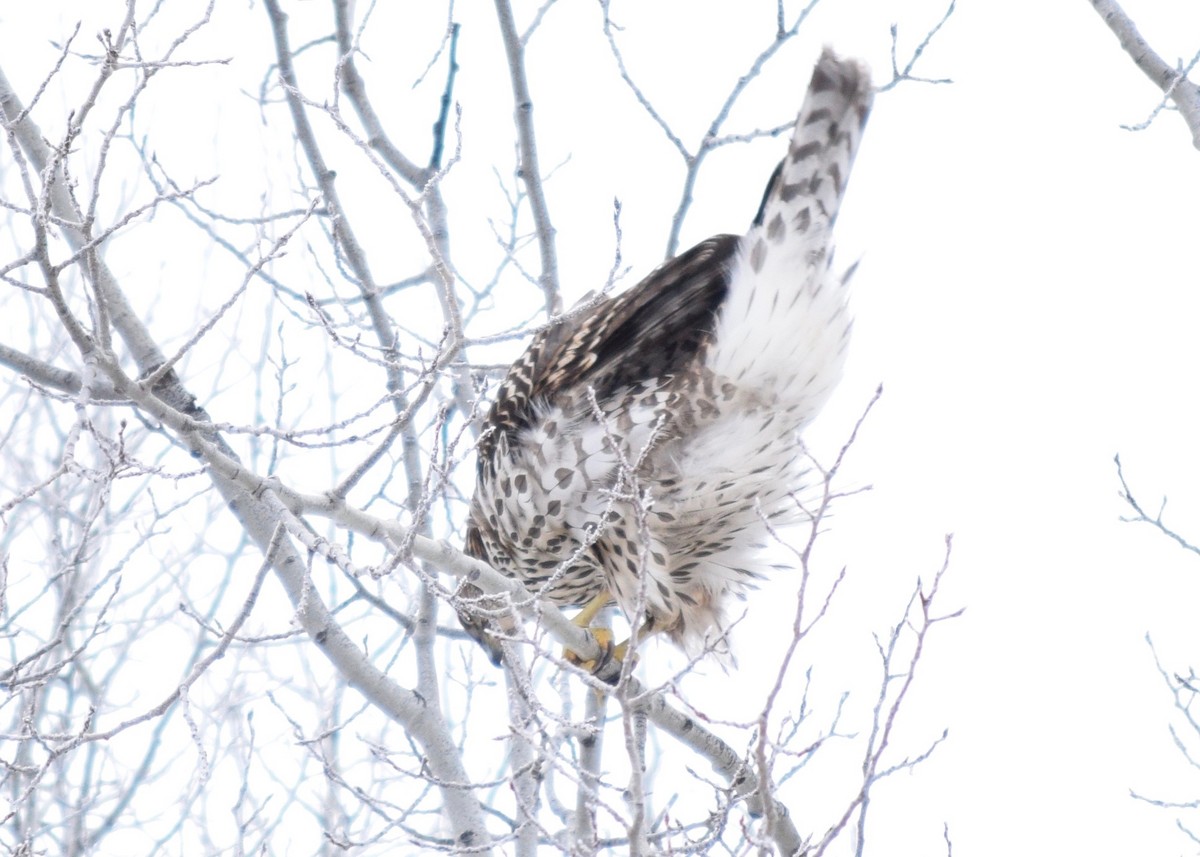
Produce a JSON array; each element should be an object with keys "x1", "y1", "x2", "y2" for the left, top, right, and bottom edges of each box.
[
  {"x1": 565, "y1": 627, "x2": 632, "y2": 683},
  {"x1": 565, "y1": 626, "x2": 614, "y2": 672}
]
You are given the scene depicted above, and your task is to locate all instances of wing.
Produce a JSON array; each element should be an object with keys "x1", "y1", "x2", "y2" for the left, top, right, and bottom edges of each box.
[{"x1": 476, "y1": 233, "x2": 739, "y2": 464}]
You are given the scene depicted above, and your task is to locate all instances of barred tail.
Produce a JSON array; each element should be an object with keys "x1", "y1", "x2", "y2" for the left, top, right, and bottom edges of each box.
[
  {"x1": 757, "y1": 48, "x2": 873, "y2": 235},
  {"x1": 705, "y1": 48, "x2": 873, "y2": 427}
]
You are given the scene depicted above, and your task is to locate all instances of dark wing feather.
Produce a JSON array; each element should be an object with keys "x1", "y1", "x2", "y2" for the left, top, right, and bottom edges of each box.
[{"x1": 477, "y1": 234, "x2": 738, "y2": 466}]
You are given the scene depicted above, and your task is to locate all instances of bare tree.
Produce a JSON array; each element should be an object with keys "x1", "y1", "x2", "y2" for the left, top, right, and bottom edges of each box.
[{"x1": 0, "y1": 2, "x2": 958, "y2": 854}]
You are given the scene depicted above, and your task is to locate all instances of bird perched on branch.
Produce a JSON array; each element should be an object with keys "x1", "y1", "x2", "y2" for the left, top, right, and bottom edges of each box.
[{"x1": 460, "y1": 48, "x2": 873, "y2": 671}]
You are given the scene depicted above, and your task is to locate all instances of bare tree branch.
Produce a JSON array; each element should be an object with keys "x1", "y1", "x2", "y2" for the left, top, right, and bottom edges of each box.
[
  {"x1": 1115, "y1": 454, "x2": 1200, "y2": 559},
  {"x1": 1089, "y1": 0, "x2": 1200, "y2": 148},
  {"x1": 494, "y1": 0, "x2": 562, "y2": 315}
]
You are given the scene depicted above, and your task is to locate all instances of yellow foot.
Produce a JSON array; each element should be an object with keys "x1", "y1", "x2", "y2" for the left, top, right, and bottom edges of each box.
[
  {"x1": 565, "y1": 627, "x2": 636, "y2": 682},
  {"x1": 572, "y1": 591, "x2": 614, "y2": 629},
  {"x1": 562, "y1": 594, "x2": 652, "y2": 682},
  {"x1": 565, "y1": 625, "x2": 614, "y2": 672}
]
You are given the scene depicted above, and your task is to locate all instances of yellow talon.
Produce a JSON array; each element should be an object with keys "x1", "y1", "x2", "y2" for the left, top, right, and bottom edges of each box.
[
  {"x1": 563, "y1": 593, "x2": 622, "y2": 675},
  {"x1": 562, "y1": 594, "x2": 656, "y2": 680},
  {"x1": 565, "y1": 625, "x2": 615, "y2": 673}
]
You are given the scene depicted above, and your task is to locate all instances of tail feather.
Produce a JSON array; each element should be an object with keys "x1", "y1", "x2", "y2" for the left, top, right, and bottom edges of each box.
[
  {"x1": 706, "y1": 48, "x2": 873, "y2": 425},
  {"x1": 759, "y1": 48, "x2": 874, "y2": 232}
]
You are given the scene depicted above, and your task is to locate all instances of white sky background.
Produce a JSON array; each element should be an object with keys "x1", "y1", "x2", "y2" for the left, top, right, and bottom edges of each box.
[{"x1": 5, "y1": 0, "x2": 1200, "y2": 853}]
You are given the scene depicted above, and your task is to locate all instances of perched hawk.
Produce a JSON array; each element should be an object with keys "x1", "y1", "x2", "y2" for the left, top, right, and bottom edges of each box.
[{"x1": 461, "y1": 49, "x2": 873, "y2": 668}]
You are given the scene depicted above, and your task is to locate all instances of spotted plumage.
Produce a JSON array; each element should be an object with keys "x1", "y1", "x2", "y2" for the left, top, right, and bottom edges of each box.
[{"x1": 461, "y1": 49, "x2": 873, "y2": 664}]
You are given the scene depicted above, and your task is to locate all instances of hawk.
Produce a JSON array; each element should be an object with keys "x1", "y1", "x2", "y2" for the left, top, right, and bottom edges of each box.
[{"x1": 460, "y1": 49, "x2": 873, "y2": 669}]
